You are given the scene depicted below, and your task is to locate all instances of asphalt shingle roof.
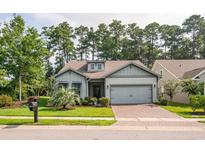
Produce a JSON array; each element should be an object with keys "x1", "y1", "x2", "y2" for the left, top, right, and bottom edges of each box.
[
  {"x1": 57, "y1": 60, "x2": 149, "y2": 79},
  {"x1": 183, "y1": 66, "x2": 205, "y2": 79},
  {"x1": 155, "y1": 59, "x2": 205, "y2": 79}
]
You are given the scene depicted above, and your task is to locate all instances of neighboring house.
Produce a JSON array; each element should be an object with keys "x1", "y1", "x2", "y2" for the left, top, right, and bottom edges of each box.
[
  {"x1": 152, "y1": 59, "x2": 205, "y2": 103},
  {"x1": 55, "y1": 60, "x2": 159, "y2": 105}
]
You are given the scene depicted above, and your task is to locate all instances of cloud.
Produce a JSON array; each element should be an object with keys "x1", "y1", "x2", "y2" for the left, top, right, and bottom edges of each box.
[{"x1": 31, "y1": 13, "x2": 78, "y2": 27}]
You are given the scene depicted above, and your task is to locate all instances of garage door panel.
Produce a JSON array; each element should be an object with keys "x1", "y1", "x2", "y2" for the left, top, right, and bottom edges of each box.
[{"x1": 110, "y1": 85, "x2": 152, "y2": 104}]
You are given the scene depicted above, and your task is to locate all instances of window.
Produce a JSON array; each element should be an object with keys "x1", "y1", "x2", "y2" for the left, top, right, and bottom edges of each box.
[
  {"x1": 58, "y1": 83, "x2": 68, "y2": 89},
  {"x1": 97, "y1": 63, "x2": 102, "y2": 70},
  {"x1": 72, "y1": 83, "x2": 81, "y2": 95},
  {"x1": 160, "y1": 70, "x2": 163, "y2": 77},
  {"x1": 90, "y1": 63, "x2": 95, "y2": 70}
]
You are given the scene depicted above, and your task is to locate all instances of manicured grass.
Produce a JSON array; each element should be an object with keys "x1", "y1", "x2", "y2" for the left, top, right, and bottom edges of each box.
[
  {"x1": 0, "y1": 96, "x2": 114, "y2": 117},
  {"x1": 161, "y1": 102, "x2": 205, "y2": 118},
  {"x1": 38, "y1": 96, "x2": 51, "y2": 107},
  {"x1": 0, "y1": 119, "x2": 116, "y2": 126},
  {"x1": 0, "y1": 106, "x2": 114, "y2": 117}
]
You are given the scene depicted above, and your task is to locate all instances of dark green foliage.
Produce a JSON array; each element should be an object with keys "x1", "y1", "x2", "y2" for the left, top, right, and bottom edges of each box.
[
  {"x1": 84, "y1": 97, "x2": 97, "y2": 105},
  {"x1": 158, "y1": 96, "x2": 168, "y2": 106},
  {"x1": 0, "y1": 95, "x2": 13, "y2": 107},
  {"x1": 189, "y1": 95, "x2": 204, "y2": 112},
  {"x1": 99, "y1": 97, "x2": 110, "y2": 107},
  {"x1": 181, "y1": 79, "x2": 204, "y2": 95}
]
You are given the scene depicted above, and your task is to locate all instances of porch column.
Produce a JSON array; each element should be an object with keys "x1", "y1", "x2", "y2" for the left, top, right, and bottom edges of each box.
[
  {"x1": 204, "y1": 83, "x2": 205, "y2": 95},
  {"x1": 86, "y1": 80, "x2": 89, "y2": 97}
]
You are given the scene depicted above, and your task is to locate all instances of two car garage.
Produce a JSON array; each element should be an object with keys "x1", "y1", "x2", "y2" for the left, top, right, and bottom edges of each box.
[
  {"x1": 105, "y1": 63, "x2": 158, "y2": 105},
  {"x1": 110, "y1": 85, "x2": 153, "y2": 105}
]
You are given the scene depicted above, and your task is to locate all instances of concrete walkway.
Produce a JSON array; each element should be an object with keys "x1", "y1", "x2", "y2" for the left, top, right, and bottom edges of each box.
[
  {"x1": 0, "y1": 116, "x2": 204, "y2": 122},
  {"x1": 0, "y1": 116, "x2": 115, "y2": 121},
  {"x1": 1, "y1": 125, "x2": 205, "y2": 131}
]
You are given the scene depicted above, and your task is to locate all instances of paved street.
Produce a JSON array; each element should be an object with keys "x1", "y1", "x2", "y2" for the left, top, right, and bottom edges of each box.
[
  {"x1": 1, "y1": 104, "x2": 205, "y2": 140},
  {"x1": 1, "y1": 125, "x2": 205, "y2": 140}
]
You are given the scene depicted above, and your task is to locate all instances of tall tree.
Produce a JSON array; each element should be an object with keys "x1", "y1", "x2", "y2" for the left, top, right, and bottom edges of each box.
[
  {"x1": 96, "y1": 23, "x2": 113, "y2": 60},
  {"x1": 108, "y1": 20, "x2": 126, "y2": 60},
  {"x1": 0, "y1": 15, "x2": 48, "y2": 101},
  {"x1": 42, "y1": 22, "x2": 75, "y2": 73},
  {"x1": 198, "y1": 19, "x2": 205, "y2": 58},
  {"x1": 86, "y1": 27, "x2": 98, "y2": 60},
  {"x1": 167, "y1": 25, "x2": 183, "y2": 59},
  {"x1": 122, "y1": 23, "x2": 144, "y2": 60},
  {"x1": 182, "y1": 15, "x2": 204, "y2": 58},
  {"x1": 75, "y1": 25, "x2": 89, "y2": 60},
  {"x1": 159, "y1": 24, "x2": 170, "y2": 58},
  {"x1": 144, "y1": 22, "x2": 161, "y2": 67}
]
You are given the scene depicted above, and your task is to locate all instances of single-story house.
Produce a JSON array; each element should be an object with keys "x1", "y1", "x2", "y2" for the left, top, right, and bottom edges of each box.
[
  {"x1": 55, "y1": 60, "x2": 159, "y2": 105},
  {"x1": 152, "y1": 59, "x2": 205, "y2": 103}
]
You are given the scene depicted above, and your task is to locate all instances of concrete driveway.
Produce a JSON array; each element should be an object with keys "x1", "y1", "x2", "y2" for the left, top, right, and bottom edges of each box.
[
  {"x1": 112, "y1": 104, "x2": 180, "y2": 119},
  {"x1": 111, "y1": 104, "x2": 204, "y2": 127}
]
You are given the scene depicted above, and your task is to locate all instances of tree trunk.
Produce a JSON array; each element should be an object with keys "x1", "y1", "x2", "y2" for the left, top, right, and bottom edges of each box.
[
  {"x1": 192, "y1": 32, "x2": 196, "y2": 58},
  {"x1": 19, "y1": 75, "x2": 22, "y2": 102}
]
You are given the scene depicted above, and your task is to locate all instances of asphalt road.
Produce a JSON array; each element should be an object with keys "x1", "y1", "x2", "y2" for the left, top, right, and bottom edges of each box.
[{"x1": 1, "y1": 126, "x2": 205, "y2": 140}]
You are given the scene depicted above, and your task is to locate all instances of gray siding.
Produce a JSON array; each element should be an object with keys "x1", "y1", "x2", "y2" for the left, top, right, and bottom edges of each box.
[
  {"x1": 55, "y1": 71, "x2": 87, "y2": 98},
  {"x1": 106, "y1": 64, "x2": 158, "y2": 102},
  {"x1": 199, "y1": 72, "x2": 205, "y2": 82},
  {"x1": 110, "y1": 64, "x2": 152, "y2": 77}
]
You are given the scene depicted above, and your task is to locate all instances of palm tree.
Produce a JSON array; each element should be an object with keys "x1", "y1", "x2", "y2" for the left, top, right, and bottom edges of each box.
[{"x1": 52, "y1": 87, "x2": 80, "y2": 109}]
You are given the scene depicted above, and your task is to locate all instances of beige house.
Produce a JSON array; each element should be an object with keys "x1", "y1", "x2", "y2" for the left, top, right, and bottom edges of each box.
[
  {"x1": 55, "y1": 60, "x2": 159, "y2": 105},
  {"x1": 152, "y1": 59, "x2": 205, "y2": 103}
]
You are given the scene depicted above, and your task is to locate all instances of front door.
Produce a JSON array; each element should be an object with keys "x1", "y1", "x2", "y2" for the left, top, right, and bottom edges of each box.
[{"x1": 93, "y1": 85, "x2": 101, "y2": 98}]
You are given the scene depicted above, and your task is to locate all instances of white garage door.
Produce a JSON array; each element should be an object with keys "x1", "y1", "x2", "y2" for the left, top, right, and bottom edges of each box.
[{"x1": 110, "y1": 85, "x2": 152, "y2": 104}]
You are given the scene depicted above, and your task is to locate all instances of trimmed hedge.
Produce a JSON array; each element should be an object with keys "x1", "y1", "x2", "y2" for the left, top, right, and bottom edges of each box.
[
  {"x1": 189, "y1": 95, "x2": 205, "y2": 112},
  {"x1": 0, "y1": 95, "x2": 13, "y2": 107},
  {"x1": 99, "y1": 97, "x2": 110, "y2": 107}
]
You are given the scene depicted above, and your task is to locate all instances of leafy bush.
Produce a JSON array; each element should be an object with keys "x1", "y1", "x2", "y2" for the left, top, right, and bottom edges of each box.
[
  {"x1": 99, "y1": 97, "x2": 110, "y2": 107},
  {"x1": 199, "y1": 96, "x2": 205, "y2": 112},
  {"x1": 0, "y1": 95, "x2": 13, "y2": 107},
  {"x1": 38, "y1": 96, "x2": 51, "y2": 107},
  {"x1": 158, "y1": 96, "x2": 168, "y2": 106},
  {"x1": 181, "y1": 80, "x2": 204, "y2": 95},
  {"x1": 163, "y1": 80, "x2": 179, "y2": 101},
  {"x1": 80, "y1": 98, "x2": 89, "y2": 106},
  {"x1": 189, "y1": 95, "x2": 201, "y2": 112},
  {"x1": 85, "y1": 97, "x2": 97, "y2": 105},
  {"x1": 51, "y1": 88, "x2": 80, "y2": 110}
]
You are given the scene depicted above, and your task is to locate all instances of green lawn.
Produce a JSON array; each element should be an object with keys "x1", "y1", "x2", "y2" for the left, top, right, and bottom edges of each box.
[
  {"x1": 0, "y1": 106, "x2": 114, "y2": 117},
  {"x1": 161, "y1": 102, "x2": 205, "y2": 118},
  {"x1": 0, "y1": 119, "x2": 116, "y2": 126},
  {"x1": 0, "y1": 96, "x2": 114, "y2": 117}
]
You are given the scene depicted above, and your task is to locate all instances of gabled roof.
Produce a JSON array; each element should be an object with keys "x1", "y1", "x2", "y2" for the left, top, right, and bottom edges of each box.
[
  {"x1": 183, "y1": 67, "x2": 205, "y2": 79},
  {"x1": 56, "y1": 60, "x2": 159, "y2": 79},
  {"x1": 154, "y1": 59, "x2": 205, "y2": 79}
]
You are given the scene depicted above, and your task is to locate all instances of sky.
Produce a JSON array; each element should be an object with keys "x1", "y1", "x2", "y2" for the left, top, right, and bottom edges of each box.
[{"x1": 1, "y1": 13, "x2": 205, "y2": 31}]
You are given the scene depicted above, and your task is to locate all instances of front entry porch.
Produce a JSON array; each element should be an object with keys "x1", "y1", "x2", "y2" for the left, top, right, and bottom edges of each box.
[{"x1": 88, "y1": 79, "x2": 105, "y2": 98}]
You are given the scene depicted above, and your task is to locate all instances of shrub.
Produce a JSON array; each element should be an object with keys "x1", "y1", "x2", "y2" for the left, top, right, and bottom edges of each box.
[
  {"x1": 181, "y1": 80, "x2": 204, "y2": 95},
  {"x1": 51, "y1": 88, "x2": 80, "y2": 110},
  {"x1": 0, "y1": 95, "x2": 13, "y2": 107},
  {"x1": 81, "y1": 98, "x2": 89, "y2": 106},
  {"x1": 85, "y1": 97, "x2": 97, "y2": 105},
  {"x1": 199, "y1": 96, "x2": 205, "y2": 112},
  {"x1": 38, "y1": 96, "x2": 51, "y2": 107},
  {"x1": 163, "y1": 80, "x2": 179, "y2": 102},
  {"x1": 158, "y1": 96, "x2": 168, "y2": 106},
  {"x1": 99, "y1": 97, "x2": 110, "y2": 107},
  {"x1": 189, "y1": 95, "x2": 201, "y2": 112}
]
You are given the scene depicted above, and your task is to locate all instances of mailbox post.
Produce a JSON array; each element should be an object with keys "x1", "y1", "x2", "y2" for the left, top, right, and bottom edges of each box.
[
  {"x1": 33, "y1": 99, "x2": 38, "y2": 123},
  {"x1": 28, "y1": 98, "x2": 38, "y2": 123}
]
